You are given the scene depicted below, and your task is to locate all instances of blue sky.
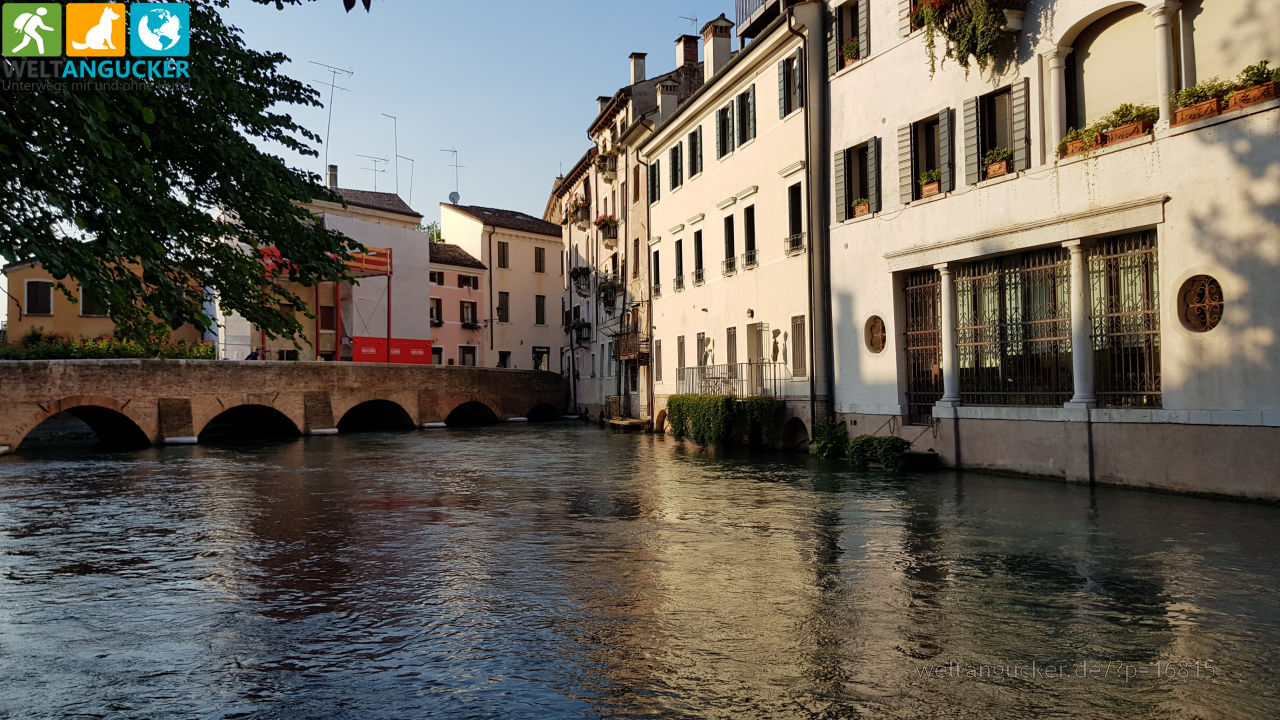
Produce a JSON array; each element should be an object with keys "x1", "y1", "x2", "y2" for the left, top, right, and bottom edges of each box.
[{"x1": 222, "y1": 0, "x2": 739, "y2": 224}]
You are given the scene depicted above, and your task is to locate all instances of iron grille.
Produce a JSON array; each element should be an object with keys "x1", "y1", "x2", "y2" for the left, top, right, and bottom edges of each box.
[
  {"x1": 651, "y1": 282, "x2": 662, "y2": 298},
  {"x1": 676, "y1": 361, "x2": 791, "y2": 397},
  {"x1": 784, "y1": 233, "x2": 805, "y2": 255},
  {"x1": 1089, "y1": 231, "x2": 1160, "y2": 407},
  {"x1": 674, "y1": 275, "x2": 685, "y2": 292},
  {"x1": 904, "y1": 269, "x2": 943, "y2": 424},
  {"x1": 743, "y1": 249, "x2": 759, "y2": 269},
  {"x1": 955, "y1": 248, "x2": 1073, "y2": 407},
  {"x1": 723, "y1": 256, "x2": 737, "y2": 276},
  {"x1": 693, "y1": 268, "x2": 705, "y2": 285}
]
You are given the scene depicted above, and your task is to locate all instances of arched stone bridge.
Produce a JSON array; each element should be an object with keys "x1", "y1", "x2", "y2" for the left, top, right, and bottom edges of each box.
[{"x1": 0, "y1": 360, "x2": 568, "y2": 453}]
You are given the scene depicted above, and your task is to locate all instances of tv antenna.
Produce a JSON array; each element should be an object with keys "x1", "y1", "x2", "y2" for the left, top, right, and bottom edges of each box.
[
  {"x1": 679, "y1": 15, "x2": 698, "y2": 31},
  {"x1": 441, "y1": 147, "x2": 465, "y2": 204},
  {"x1": 381, "y1": 113, "x2": 399, "y2": 195},
  {"x1": 309, "y1": 60, "x2": 353, "y2": 176},
  {"x1": 397, "y1": 154, "x2": 415, "y2": 205},
  {"x1": 356, "y1": 154, "x2": 388, "y2": 191}
]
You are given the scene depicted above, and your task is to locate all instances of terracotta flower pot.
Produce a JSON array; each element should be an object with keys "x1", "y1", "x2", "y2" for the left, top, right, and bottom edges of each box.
[
  {"x1": 854, "y1": 202, "x2": 870, "y2": 217},
  {"x1": 1173, "y1": 98, "x2": 1222, "y2": 126},
  {"x1": 985, "y1": 160, "x2": 1011, "y2": 179},
  {"x1": 1102, "y1": 119, "x2": 1153, "y2": 146},
  {"x1": 920, "y1": 181, "x2": 941, "y2": 198},
  {"x1": 1227, "y1": 81, "x2": 1277, "y2": 112},
  {"x1": 1060, "y1": 139, "x2": 1087, "y2": 158}
]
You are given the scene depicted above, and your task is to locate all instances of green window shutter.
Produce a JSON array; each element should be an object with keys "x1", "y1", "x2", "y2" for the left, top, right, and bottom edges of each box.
[
  {"x1": 778, "y1": 60, "x2": 788, "y2": 117},
  {"x1": 748, "y1": 84, "x2": 757, "y2": 140},
  {"x1": 898, "y1": 123, "x2": 914, "y2": 205},
  {"x1": 868, "y1": 137, "x2": 882, "y2": 214},
  {"x1": 727, "y1": 102, "x2": 736, "y2": 152},
  {"x1": 938, "y1": 107, "x2": 954, "y2": 193},
  {"x1": 826, "y1": 8, "x2": 840, "y2": 77},
  {"x1": 1012, "y1": 77, "x2": 1030, "y2": 171},
  {"x1": 858, "y1": 0, "x2": 870, "y2": 60},
  {"x1": 793, "y1": 51, "x2": 804, "y2": 109},
  {"x1": 696, "y1": 126, "x2": 704, "y2": 173},
  {"x1": 716, "y1": 110, "x2": 724, "y2": 158},
  {"x1": 898, "y1": 0, "x2": 912, "y2": 37},
  {"x1": 963, "y1": 96, "x2": 980, "y2": 186},
  {"x1": 834, "y1": 147, "x2": 848, "y2": 223}
]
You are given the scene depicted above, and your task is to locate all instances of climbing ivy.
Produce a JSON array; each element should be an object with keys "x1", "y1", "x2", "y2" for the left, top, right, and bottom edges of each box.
[
  {"x1": 846, "y1": 435, "x2": 914, "y2": 470},
  {"x1": 666, "y1": 394, "x2": 784, "y2": 447}
]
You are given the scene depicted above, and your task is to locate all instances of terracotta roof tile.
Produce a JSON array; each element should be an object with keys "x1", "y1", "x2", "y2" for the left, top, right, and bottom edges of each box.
[
  {"x1": 430, "y1": 243, "x2": 486, "y2": 270},
  {"x1": 447, "y1": 204, "x2": 562, "y2": 238},
  {"x1": 332, "y1": 188, "x2": 422, "y2": 218}
]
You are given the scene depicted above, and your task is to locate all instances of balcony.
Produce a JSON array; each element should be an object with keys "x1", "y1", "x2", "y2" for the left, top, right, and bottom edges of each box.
[
  {"x1": 676, "y1": 361, "x2": 791, "y2": 397},
  {"x1": 693, "y1": 268, "x2": 705, "y2": 286},
  {"x1": 784, "y1": 233, "x2": 805, "y2": 256},
  {"x1": 743, "y1": 248, "x2": 758, "y2": 269},
  {"x1": 595, "y1": 153, "x2": 618, "y2": 183},
  {"x1": 613, "y1": 332, "x2": 652, "y2": 363},
  {"x1": 674, "y1": 275, "x2": 686, "y2": 292},
  {"x1": 571, "y1": 205, "x2": 590, "y2": 230},
  {"x1": 651, "y1": 282, "x2": 662, "y2": 298},
  {"x1": 569, "y1": 321, "x2": 592, "y2": 346},
  {"x1": 736, "y1": 0, "x2": 798, "y2": 41},
  {"x1": 723, "y1": 256, "x2": 737, "y2": 276}
]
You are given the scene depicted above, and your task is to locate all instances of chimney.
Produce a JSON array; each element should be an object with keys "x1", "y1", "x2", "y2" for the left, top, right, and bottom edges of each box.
[
  {"x1": 656, "y1": 80, "x2": 679, "y2": 125},
  {"x1": 702, "y1": 14, "x2": 734, "y2": 82},
  {"x1": 675, "y1": 34, "x2": 699, "y2": 68},
  {"x1": 597, "y1": 95, "x2": 611, "y2": 113},
  {"x1": 629, "y1": 52, "x2": 646, "y2": 85},
  {"x1": 327, "y1": 164, "x2": 338, "y2": 189}
]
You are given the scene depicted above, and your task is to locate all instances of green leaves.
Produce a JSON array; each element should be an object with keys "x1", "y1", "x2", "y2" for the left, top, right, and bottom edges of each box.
[{"x1": 665, "y1": 394, "x2": 783, "y2": 447}]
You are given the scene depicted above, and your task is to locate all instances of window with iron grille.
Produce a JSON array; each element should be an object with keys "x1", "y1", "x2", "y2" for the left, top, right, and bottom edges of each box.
[
  {"x1": 903, "y1": 269, "x2": 943, "y2": 424},
  {"x1": 1089, "y1": 230, "x2": 1160, "y2": 408},
  {"x1": 743, "y1": 205, "x2": 757, "y2": 267},
  {"x1": 955, "y1": 248, "x2": 1073, "y2": 407}
]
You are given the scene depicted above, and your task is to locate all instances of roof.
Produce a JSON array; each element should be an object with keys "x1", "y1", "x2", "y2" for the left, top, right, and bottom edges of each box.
[
  {"x1": 446, "y1": 204, "x2": 562, "y2": 238},
  {"x1": 430, "y1": 242, "x2": 486, "y2": 270},
  {"x1": 331, "y1": 187, "x2": 422, "y2": 219}
]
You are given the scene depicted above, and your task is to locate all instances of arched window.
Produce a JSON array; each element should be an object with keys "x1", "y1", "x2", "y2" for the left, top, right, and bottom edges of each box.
[{"x1": 1066, "y1": 6, "x2": 1158, "y2": 128}]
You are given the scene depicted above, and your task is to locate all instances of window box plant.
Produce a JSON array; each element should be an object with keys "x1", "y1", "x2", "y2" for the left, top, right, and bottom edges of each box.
[
  {"x1": 842, "y1": 38, "x2": 861, "y2": 67},
  {"x1": 569, "y1": 265, "x2": 593, "y2": 296},
  {"x1": 852, "y1": 198, "x2": 871, "y2": 217},
  {"x1": 919, "y1": 168, "x2": 942, "y2": 198},
  {"x1": 1171, "y1": 76, "x2": 1233, "y2": 126},
  {"x1": 567, "y1": 195, "x2": 590, "y2": 229},
  {"x1": 431, "y1": 319, "x2": 444, "y2": 328},
  {"x1": 1225, "y1": 60, "x2": 1279, "y2": 112},
  {"x1": 570, "y1": 319, "x2": 592, "y2": 345},
  {"x1": 461, "y1": 321, "x2": 481, "y2": 331},
  {"x1": 597, "y1": 279, "x2": 622, "y2": 306},
  {"x1": 1057, "y1": 103, "x2": 1158, "y2": 159},
  {"x1": 595, "y1": 148, "x2": 618, "y2": 178},
  {"x1": 983, "y1": 147, "x2": 1013, "y2": 178},
  {"x1": 917, "y1": 0, "x2": 1025, "y2": 76},
  {"x1": 595, "y1": 214, "x2": 619, "y2": 242}
]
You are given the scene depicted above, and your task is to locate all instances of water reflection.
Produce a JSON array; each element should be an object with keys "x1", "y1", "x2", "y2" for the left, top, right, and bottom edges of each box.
[{"x1": 1, "y1": 426, "x2": 1278, "y2": 719}]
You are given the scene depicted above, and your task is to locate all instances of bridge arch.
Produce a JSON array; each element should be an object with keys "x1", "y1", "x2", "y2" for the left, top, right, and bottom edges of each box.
[
  {"x1": 198, "y1": 404, "x2": 302, "y2": 441},
  {"x1": 654, "y1": 409, "x2": 668, "y2": 435},
  {"x1": 525, "y1": 403, "x2": 560, "y2": 423},
  {"x1": 445, "y1": 401, "x2": 500, "y2": 427},
  {"x1": 781, "y1": 416, "x2": 810, "y2": 451},
  {"x1": 338, "y1": 399, "x2": 416, "y2": 433},
  {"x1": 12, "y1": 396, "x2": 153, "y2": 452}
]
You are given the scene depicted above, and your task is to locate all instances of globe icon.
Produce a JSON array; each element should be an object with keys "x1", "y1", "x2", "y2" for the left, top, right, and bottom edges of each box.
[{"x1": 138, "y1": 9, "x2": 183, "y2": 52}]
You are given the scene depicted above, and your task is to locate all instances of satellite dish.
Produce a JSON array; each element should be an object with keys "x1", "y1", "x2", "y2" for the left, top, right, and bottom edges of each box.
[{"x1": 449, "y1": 191, "x2": 460, "y2": 204}]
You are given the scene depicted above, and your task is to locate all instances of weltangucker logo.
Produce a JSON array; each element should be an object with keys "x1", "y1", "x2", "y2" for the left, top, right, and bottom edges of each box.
[{"x1": 3, "y1": 2, "x2": 190, "y2": 89}]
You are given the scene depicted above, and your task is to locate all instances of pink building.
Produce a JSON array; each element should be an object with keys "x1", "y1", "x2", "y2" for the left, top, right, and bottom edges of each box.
[{"x1": 428, "y1": 243, "x2": 488, "y2": 366}]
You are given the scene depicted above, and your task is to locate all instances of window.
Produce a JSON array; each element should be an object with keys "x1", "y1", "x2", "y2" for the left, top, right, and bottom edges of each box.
[
  {"x1": 696, "y1": 332, "x2": 706, "y2": 366},
  {"x1": 744, "y1": 205, "x2": 757, "y2": 268},
  {"x1": 461, "y1": 301, "x2": 477, "y2": 324},
  {"x1": 905, "y1": 0, "x2": 928, "y2": 33},
  {"x1": 430, "y1": 298, "x2": 443, "y2": 324},
  {"x1": 786, "y1": 183, "x2": 804, "y2": 252},
  {"x1": 677, "y1": 335, "x2": 686, "y2": 373},
  {"x1": 1089, "y1": 231, "x2": 1160, "y2": 408},
  {"x1": 458, "y1": 274, "x2": 478, "y2": 289},
  {"x1": 674, "y1": 239, "x2": 684, "y2": 290},
  {"x1": 899, "y1": 109, "x2": 954, "y2": 202},
  {"x1": 533, "y1": 346, "x2": 550, "y2": 371},
  {"x1": 633, "y1": 166, "x2": 641, "y2": 201},
  {"x1": 632, "y1": 238, "x2": 640, "y2": 277},
  {"x1": 535, "y1": 247, "x2": 546, "y2": 273},
  {"x1": 655, "y1": 339, "x2": 663, "y2": 382},
  {"x1": 736, "y1": 85, "x2": 757, "y2": 145},
  {"x1": 726, "y1": 326, "x2": 737, "y2": 366},
  {"x1": 834, "y1": 138, "x2": 881, "y2": 221},
  {"x1": 648, "y1": 159, "x2": 661, "y2": 203},
  {"x1": 778, "y1": 53, "x2": 803, "y2": 117},
  {"x1": 687, "y1": 127, "x2": 703, "y2": 176},
  {"x1": 497, "y1": 241, "x2": 510, "y2": 269},
  {"x1": 716, "y1": 103, "x2": 735, "y2": 158},
  {"x1": 459, "y1": 346, "x2": 477, "y2": 366},
  {"x1": 828, "y1": 0, "x2": 868, "y2": 74},
  {"x1": 429, "y1": 271, "x2": 444, "y2": 285},
  {"x1": 904, "y1": 270, "x2": 943, "y2": 424},
  {"x1": 723, "y1": 215, "x2": 736, "y2": 275},
  {"x1": 669, "y1": 143, "x2": 684, "y2": 189},
  {"x1": 497, "y1": 291, "x2": 510, "y2": 323},
  {"x1": 652, "y1": 249, "x2": 661, "y2": 294},
  {"x1": 535, "y1": 295, "x2": 546, "y2": 325},
  {"x1": 432, "y1": 346, "x2": 443, "y2": 365},
  {"x1": 79, "y1": 289, "x2": 105, "y2": 317},
  {"x1": 319, "y1": 305, "x2": 337, "y2": 331},
  {"x1": 25, "y1": 280, "x2": 52, "y2": 316},
  {"x1": 498, "y1": 350, "x2": 511, "y2": 368},
  {"x1": 791, "y1": 315, "x2": 807, "y2": 377},
  {"x1": 693, "y1": 230, "x2": 703, "y2": 284},
  {"x1": 964, "y1": 80, "x2": 1029, "y2": 184},
  {"x1": 278, "y1": 349, "x2": 299, "y2": 361}
]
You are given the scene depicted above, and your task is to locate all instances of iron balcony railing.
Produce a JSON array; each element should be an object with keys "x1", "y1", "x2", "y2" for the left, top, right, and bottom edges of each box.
[
  {"x1": 674, "y1": 274, "x2": 686, "y2": 292},
  {"x1": 743, "y1": 248, "x2": 759, "y2": 269},
  {"x1": 613, "y1": 332, "x2": 651, "y2": 361},
  {"x1": 723, "y1": 256, "x2": 737, "y2": 276},
  {"x1": 693, "y1": 268, "x2": 705, "y2": 285},
  {"x1": 651, "y1": 282, "x2": 662, "y2": 298},
  {"x1": 676, "y1": 361, "x2": 792, "y2": 397},
  {"x1": 784, "y1": 233, "x2": 806, "y2": 255}
]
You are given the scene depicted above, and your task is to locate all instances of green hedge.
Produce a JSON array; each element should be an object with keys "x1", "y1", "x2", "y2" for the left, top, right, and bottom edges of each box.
[
  {"x1": 665, "y1": 394, "x2": 783, "y2": 447},
  {"x1": 0, "y1": 330, "x2": 215, "y2": 360},
  {"x1": 813, "y1": 417, "x2": 914, "y2": 470}
]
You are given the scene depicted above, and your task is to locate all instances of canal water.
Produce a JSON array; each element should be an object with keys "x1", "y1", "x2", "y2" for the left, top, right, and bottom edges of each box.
[{"x1": 1, "y1": 425, "x2": 1278, "y2": 719}]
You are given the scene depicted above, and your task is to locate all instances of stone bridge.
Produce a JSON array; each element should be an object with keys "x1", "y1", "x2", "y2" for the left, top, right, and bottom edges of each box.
[{"x1": 0, "y1": 360, "x2": 569, "y2": 454}]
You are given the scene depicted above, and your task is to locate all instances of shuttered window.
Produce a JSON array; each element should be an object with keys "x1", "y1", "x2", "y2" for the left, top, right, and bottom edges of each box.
[
  {"x1": 648, "y1": 159, "x2": 660, "y2": 203},
  {"x1": 899, "y1": 108, "x2": 954, "y2": 202},
  {"x1": 716, "y1": 103, "x2": 736, "y2": 159},
  {"x1": 25, "y1": 280, "x2": 52, "y2": 316},
  {"x1": 791, "y1": 315, "x2": 807, "y2": 377},
  {"x1": 964, "y1": 79, "x2": 1030, "y2": 184},
  {"x1": 778, "y1": 52, "x2": 804, "y2": 117},
  {"x1": 655, "y1": 339, "x2": 662, "y2": 382},
  {"x1": 829, "y1": 1, "x2": 869, "y2": 74},
  {"x1": 736, "y1": 85, "x2": 757, "y2": 144},
  {"x1": 688, "y1": 126, "x2": 703, "y2": 176},
  {"x1": 834, "y1": 137, "x2": 881, "y2": 221},
  {"x1": 669, "y1": 143, "x2": 683, "y2": 190}
]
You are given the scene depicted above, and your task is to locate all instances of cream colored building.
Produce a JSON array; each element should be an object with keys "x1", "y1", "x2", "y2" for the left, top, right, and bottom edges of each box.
[
  {"x1": 442, "y1": 203, "x2": 565, "y2": 371},
  {"x1": 827, "y1": 0, "x2": 1280, "y2": 497}
]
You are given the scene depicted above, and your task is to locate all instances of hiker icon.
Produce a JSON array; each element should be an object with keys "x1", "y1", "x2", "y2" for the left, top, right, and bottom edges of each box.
[{"x1": 11, "y1": 8, "x2": 54, "y2": 56}]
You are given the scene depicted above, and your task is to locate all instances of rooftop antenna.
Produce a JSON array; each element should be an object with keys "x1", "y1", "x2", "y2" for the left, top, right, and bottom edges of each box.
[
  {"x1": 440, "y1": 147, "x2": 465, "y2": 204},
  {"x1": 397, "y1": 154, "x2": 415, "y2": 205},
  {"x1": 381, "y1": 113, "x2": 399, "y2": 195},
  {"x1": 356, "y1": 154, "x2": 388, "y2": 191},
  {"x1": 679, "y1": 15, "x2": 698, "y2": 31},
  {"x1": 309, "y1": 60, "x2": 353, "y2": 176}
]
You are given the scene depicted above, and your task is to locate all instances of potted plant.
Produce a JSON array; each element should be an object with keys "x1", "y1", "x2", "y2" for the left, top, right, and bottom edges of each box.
[
  {"x1": 1225, "y1": 60, "x2": 1279, "y2": 112},
  {"x1": 570, "y1": 319, "x2": 592, "y2": 345},
  {"x1": 569, "y1": 265, "x2": 593, "y2": 296},
  {"x1": 918, "y1": 169, "x2": 942, "y2": 198},
  {"x1": 983, "y1": 146, "x2": 1013, "y2": 178},
  {"x1": 597, "y1": 279, "x2": 622, "y2": 305},
  {"x1": 1056, "y1": 103, "x2": 1157, "y2": 159},
  {"x1": 461, "y1": 321, "x2": 481, "y2": 331},
  {"x1": 594, "y1": 214, "x2": 619, "y2": 242},
  {"x1": 595, "y1": 148, "x2": 619, "y2": 175},
  {"x1": 842, "y1": 37, "x2": 861, "y2": 67},
  {"x1": 852, "y1": 198, "x2": 871, "y2": 217},
  {"x1": 567, "y1": 195, "x2": 590, "y2": 228},
  {"x1": 1171, "y1": 77, "x2": 1232, "y2": 125},
  {"x1": 917, "y1": 0, "x2": 1023, "y2": 76}
]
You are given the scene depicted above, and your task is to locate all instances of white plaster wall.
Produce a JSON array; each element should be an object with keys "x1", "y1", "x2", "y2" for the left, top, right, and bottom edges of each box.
[
  {"x1": 1181, "y1": 0, "x2": 1280, "y2": 85},
  {"x1": 1073, "y1": 6, "x2": 1156, "y2": 127}
]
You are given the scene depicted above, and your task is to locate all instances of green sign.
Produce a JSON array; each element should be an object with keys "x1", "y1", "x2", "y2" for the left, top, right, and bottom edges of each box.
[{"x1": 4, "y1": 3, "x2": 63, "y2": 58}]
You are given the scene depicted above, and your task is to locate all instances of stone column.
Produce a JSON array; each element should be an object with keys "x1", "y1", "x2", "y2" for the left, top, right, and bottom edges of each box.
[
  {"x1": 1064, "y1": 241, "x2": 1095, "y2": 408},
  {"x1": 1145, "y1": 1, "x2": 1181, "y2": 126},
  {"x1": 1044, "y1": 47, "x2": 1071, "y2": 151},
  {"x1": 936, "y1": 263, "x2": 961, "y2": 406}
]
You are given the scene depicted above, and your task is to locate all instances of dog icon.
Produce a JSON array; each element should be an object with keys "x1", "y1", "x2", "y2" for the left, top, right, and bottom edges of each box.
[{"x1": 71, "y1": 5, "x2": 120, "y2": 51}]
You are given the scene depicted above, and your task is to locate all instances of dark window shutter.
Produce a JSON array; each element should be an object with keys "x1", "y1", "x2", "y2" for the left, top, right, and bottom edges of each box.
[
  {"x1": 963, "y1": 96, "x2": 980, "y2": 185},
  {"x1": 748, "y1": 84, "x2": 757, "y2": 139},
  {"x1": 696, "y1": 126, "x2": 704, "y2": 173},
  {"x1": 868, "y1": 137, "x2": 882, "y2": 213},
  {"x1": 858, "y1": 0, "x2": 871, "y2": 60},
  {"x1": 898, "y1": 0, "x2": 912, "y2": 37},
  {"x1": 793, "y1": 50, "x2": 804, "y2": 109},
  {"x1": 779, "y1": 60, "x2": 788, "y2": 117},
  {"x1": 727, "y1": 102, "x2": 736, "y2": 152},
  {"x1": 834, "y1": 147, "x2": 848, "y2": 222},
  {"x1": 826, "y1": 8, "x2": 840, "y2": 77},
  {"x1": 650, "y1": 159, "x2": 660, "y2": 202},
  {"x1": 898, "y1": 123, "x2": 914, "y2": 205},
  {"x1": 716, "y1": 110, "x2": 724, "y2": 158},
  {"x1": 938, "y1": 107, "x2": 954, "y2": 193},
  {"x1": 1012, "y1": 77, "x2": 1030, "y2": 171}
]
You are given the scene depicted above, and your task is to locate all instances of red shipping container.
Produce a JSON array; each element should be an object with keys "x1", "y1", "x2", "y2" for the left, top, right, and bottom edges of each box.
[
  {"x1": 352, "y1": 336, "x2": 387, "y2": 363},
  {"x1": 390, "y1": 339, "x2": 432, "y2": 365}
]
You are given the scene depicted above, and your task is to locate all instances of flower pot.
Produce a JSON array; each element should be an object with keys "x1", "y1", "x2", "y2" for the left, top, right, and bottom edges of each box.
[
  {"x1": 920, "y1": 181, "x2": 941, "y2": 198},
  {"x1": 1059, "y1": 139, "x2": 1087, "y2": 159},
  {"x1": 1173, "y1": 98, "x2": 1222, "y2": 126},
  {"x1": 853, "y1": 203, "x2": 871, "y2": 217},
  {"x1": 1102, "y1": 119, "x2": 1153, "y2": 146},
  {"x1": 844, "y1": 55, "x2": 857, "y2": 68},
  {"x1": 985, "y1": 159, "x2": 1012, "y2": 179},
  {"x1": 1227, "y1": 81, "x2": 1277, "y2": 112}
]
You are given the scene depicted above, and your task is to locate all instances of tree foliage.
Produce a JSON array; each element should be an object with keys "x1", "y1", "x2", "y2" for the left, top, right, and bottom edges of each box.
[{"x1": 1, "y1": 0, "x2": 359, "y2": 340}]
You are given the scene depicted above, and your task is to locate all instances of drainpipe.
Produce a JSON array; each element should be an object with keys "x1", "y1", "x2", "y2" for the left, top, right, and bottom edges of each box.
[
  {"x1": 637, "y1": 151, "x2": 655, "y2": 428},
  {"x1": 566, "y1": 216, "x2": 577, "y2": 411},
  {"x1": 485, "y1": 225, "x2": 496, "y2": 353}
]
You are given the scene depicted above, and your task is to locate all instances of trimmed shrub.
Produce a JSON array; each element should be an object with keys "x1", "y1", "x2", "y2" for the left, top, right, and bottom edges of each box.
[
  {"x1": 666, "y1": 394, "x2": 784, "y2": 447},
  {"x1": 0, "y1": 330, "x2": 215, "y2": 360}
]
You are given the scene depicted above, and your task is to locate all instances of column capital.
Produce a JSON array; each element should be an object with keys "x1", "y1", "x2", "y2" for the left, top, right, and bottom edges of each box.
[
  {"x1": 1062, "y1": 239, "x2": 1085, "y2": 250},
  {"x1": 1043, "y1": 45, "x2": 1072, "y2": 66},
  {"x1": 933, "y1": 262, "x2": 953, "y2": 273},
  {"x1": 1144, "y1": 1, "x2": 1180, "y2": 22}
]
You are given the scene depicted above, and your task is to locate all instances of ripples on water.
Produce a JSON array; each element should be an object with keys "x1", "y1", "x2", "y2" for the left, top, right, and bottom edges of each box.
[{"x1": 1, "y1": 425, "x2": 1278, "y2": 719}]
